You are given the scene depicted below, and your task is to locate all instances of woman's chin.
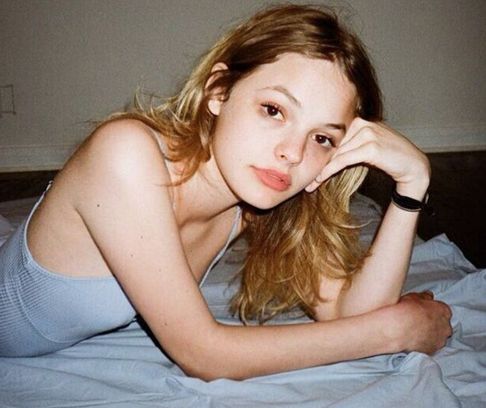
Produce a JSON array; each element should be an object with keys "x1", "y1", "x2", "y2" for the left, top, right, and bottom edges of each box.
[{"x1": 241, "y1": 191, "x2": 290, "y2": 211}]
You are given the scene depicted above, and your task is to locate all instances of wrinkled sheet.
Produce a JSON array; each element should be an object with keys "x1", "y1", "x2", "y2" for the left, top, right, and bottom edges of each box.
[{"x1": 0, "y1": 196, "x2": 485, "y2": 407}]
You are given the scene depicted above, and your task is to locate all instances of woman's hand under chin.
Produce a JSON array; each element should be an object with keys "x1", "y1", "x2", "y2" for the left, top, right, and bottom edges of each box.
[{"x1": 305, "y1": 118, "x2": 431, "y2": 200}]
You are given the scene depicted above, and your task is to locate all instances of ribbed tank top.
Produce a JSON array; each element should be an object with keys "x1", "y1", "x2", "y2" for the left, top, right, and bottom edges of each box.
[{"x1": 0, "y1": 183, "x2": 241, "y2": 356}]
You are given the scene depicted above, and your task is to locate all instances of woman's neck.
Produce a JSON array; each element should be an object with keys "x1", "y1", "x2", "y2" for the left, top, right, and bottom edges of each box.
[{"x1": 169, "y1": 156, "x2": 240, "y2": 226}]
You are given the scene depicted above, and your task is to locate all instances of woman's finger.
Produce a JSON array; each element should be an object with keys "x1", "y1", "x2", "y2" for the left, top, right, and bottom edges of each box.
[
  {"x1": 305, "y1": 118, "x2": 429, "y2": 193},
  {"x1": 305, "y1": 141, "x2": 377, "y2": 193},
  {"x1": 317, "y1": 142, "x2": 378, "y2": 182},
  {"x1": 336, "y1": 123, "x2": 380, "y2": 155}
]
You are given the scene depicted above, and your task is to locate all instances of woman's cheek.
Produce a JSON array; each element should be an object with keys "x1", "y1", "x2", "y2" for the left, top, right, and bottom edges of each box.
[{"x1": 308, "y1": 148, "x2": 330, "y2": 170}]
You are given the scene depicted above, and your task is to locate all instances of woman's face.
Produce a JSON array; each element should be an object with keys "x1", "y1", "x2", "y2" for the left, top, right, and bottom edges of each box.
[{"x1": 209, "y1": 52, "x2": 357, "y2": 209}]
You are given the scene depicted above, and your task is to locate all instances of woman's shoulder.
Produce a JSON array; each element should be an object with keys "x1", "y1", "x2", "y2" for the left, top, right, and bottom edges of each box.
[
  {"x1": 69, "y1": 118, "x2": 169, "y2": 181},
  {"x1": 53, "y1": 118, "x2": 173, "y2": 209},
  {"x1": 84, "y1": 118, "x2": 163, "y2": 161}
]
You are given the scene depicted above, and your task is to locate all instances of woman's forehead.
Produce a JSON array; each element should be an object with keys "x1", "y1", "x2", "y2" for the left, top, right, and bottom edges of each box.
[{"x1": 234, "y1": 53, "x2": 357, "y2": 118}]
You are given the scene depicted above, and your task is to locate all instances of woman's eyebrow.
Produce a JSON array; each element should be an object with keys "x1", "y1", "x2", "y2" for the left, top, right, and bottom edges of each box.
[
  {"x1": 261, "y1": 85, "x2": 302, "y2": 108},
  {"x1": 325, "y1": 123, "x2": 347, "y2": 133}
]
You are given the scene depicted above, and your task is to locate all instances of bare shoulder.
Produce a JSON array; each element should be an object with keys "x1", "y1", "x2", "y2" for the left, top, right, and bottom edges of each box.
[
  {"x1": 85, "y1": 118, "x2": 160, "y2": 151},
  {"x1": 60, "y1": 118, "x2": 179, "y2": 253},
  {"x1": 27, "y1": 118, "x2": 177, "y2": 279},
  {"x1": 76, "y1": 119, "x2": 167, "y2": 178},
  {"x1": 61, "y1": 119, "x2": 170, "y2": 200}
]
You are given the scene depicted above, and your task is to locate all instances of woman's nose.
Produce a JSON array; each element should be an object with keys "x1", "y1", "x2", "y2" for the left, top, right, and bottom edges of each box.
[{"x1": 275, "y1": 136, "x2": 305, "y2": 165}]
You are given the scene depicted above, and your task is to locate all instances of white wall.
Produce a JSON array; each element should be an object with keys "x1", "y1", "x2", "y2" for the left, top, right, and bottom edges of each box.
[{"x1": 1, "y1": 0, "x2": 485, "y2": 171}]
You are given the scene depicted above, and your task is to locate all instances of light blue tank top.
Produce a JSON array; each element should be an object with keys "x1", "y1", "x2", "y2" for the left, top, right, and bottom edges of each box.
[{"x1": 0, "y1": 183, "x2": 241, "y2": 357}]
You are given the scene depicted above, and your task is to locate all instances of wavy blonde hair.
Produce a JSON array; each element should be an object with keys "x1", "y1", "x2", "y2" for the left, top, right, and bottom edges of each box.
[{"x1": 110, "y1": 4, "x2": 383, "y2": 322}]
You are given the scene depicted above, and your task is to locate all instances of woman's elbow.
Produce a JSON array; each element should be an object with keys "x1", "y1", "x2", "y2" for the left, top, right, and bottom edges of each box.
[
  {"x1": 182, "y1": 362, "x2": 245, "y2": 382},
  {"x1": 179, "y1": 360, "x2": 219, "y2": 382},
  {"x1": 170, "y1": 325, "x2": 242, "y2": 382},
  {"x1": 313, "y1": 295, "x2": 402, "y2": 321},
  {"x1": 177, "y1": 349, "x2": 245, "y2": 382}
]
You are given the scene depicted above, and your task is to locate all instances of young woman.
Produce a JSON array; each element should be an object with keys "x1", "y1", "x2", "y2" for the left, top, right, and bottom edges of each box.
[{"x1": 0, "y1": 4, "x2": 451, "y2": 380}]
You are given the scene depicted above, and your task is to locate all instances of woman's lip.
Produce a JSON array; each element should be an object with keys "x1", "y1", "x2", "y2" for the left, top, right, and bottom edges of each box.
[{"x1": 252, "y1": 167, "x2": 291, "y2": 191}]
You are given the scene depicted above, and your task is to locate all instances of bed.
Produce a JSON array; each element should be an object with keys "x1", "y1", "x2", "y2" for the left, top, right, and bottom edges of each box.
[{"x1": 0, "y1": 193, "x2": 485, "y2": 407}]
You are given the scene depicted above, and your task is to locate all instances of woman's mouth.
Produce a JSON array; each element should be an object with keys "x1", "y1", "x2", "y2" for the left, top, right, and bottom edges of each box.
[{"x1": 252, "y1": 167, "x2": 291, "y2": 192}]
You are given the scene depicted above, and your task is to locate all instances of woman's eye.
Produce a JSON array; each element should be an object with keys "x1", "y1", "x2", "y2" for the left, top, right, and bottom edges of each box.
[
  {"x1": 313, "y1": 134, "x2": 334, "y2": 148},
  {"x1": 262, "y1": 103, "x2": 283, "y2": 120}
]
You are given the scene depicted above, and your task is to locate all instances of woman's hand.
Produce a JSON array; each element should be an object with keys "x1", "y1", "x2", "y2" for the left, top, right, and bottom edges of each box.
[
  {"x1": 387, "y1": 291, "x2": 453, "y2": 355},
  {"x1": 306, "y1": 118, "x2": 431, "y2": 199}
]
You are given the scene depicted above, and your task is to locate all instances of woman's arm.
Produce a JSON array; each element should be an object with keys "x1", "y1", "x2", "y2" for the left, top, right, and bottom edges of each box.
[
  {"x1": 310, "y1": 119, "x2": 433, "y2": 320},
  {"x1": 71, "y1": 120, "x2": 450, "y2": 381},
  {"x1": 206, "y1": 292, "x2": 450, "y2": 380},
  {"x1": 338, "y1": 196, "x2": 425, "y2": 315}
]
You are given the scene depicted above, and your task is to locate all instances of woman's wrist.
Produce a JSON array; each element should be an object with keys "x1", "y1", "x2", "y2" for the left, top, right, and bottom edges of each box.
[
  {"x1": 395, "y1": 180, "x2": 429, "y2": 201},
  {"x1": 395, "y1": 157, "x2": 431, "y2": 200},
  {"x1": 391, "y1": 189, "x2": 433, "y2": 214},
  {"x1": 369, "y1": 306, "x2": 406, "y2": 354}
]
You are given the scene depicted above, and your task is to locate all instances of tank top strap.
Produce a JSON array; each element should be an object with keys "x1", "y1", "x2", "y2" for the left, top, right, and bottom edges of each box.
[
  {"x1": 147, "y1": 124, "x2": 242, "y2": 286},
  {"x1": 28, "y1": 180, "x2": 53, "y2": 218},
  {"x1": 199, "y1": 206, "x2": 242, "y2": 288}
]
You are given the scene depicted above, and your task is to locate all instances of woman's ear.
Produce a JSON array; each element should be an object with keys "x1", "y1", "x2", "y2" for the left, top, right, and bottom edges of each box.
[{"x1": 206, "y1": 62, "x2": 228, "y2": 116}]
